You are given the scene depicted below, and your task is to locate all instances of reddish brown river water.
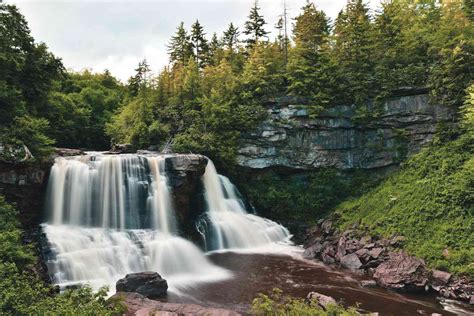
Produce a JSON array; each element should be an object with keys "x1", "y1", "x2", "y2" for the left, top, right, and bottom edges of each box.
[{"x1": 165, "y1": 248, "x2": 474, "y2": 315}]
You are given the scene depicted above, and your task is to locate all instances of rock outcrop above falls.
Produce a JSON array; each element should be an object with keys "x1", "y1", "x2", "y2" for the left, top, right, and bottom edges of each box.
[{"x1": 238, "y1": 94, "x2": 453, "y2": 170}]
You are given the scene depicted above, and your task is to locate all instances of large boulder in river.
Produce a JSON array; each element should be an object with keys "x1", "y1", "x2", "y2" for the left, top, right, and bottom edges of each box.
[
  {"x1": 373, "y1": 251, "x2": 429, "y2": 292},
  {"x1": 116, "y1": 272, "x2": 168, "y2": 299}
]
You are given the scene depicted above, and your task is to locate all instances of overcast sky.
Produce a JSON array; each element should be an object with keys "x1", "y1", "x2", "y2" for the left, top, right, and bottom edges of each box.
[{"x1": 8, "y1": 0, "x2": 381, "y2": 81}]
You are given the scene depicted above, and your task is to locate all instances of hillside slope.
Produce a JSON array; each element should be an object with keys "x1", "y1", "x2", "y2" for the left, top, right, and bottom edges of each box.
[{"x1": 335, "y1": 131, "x2": 473, "y2": 276}]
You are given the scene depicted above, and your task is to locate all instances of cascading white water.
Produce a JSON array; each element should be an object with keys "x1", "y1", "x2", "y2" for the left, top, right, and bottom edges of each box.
[
  {"x1": 43, "y1": 154, "x2": 229, "y2": 292},
  {"x1": 202, "y1": 160, "x2": 291, "y2": 250}
]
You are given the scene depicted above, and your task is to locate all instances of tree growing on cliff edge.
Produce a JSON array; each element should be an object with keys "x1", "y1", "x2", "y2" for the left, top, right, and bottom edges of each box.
[
  {"x1": 287, "y1": 1, "x2": 334, "y2": 112},
  {"x1": 333, "y1": 0, "x2": 375, "y2": 105},
  {"x1": 243, "y1": 1, "x2": 269, "y2": 49}
]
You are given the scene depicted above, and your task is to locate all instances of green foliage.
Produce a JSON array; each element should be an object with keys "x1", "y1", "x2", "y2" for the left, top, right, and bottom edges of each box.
[
  {"x1": 335, "y1": 131, "x2": 474, "y2": 276},
  {"x1": 251, "y1": 288, "x2": 360, "y2": 316},
  {"x1": 243, "y1": 1, "x2": 269, "y2": 48},
  {"x1": 237, "y1": 169, "x2": 378, "y2": 223},
  {"x1": 0, "y1": 196, "x2": 125, "y2": 315}
]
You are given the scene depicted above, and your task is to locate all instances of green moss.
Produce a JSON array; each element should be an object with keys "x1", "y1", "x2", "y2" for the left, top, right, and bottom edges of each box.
[{"x1": 335, "y1": 133, "x2": 474, "y2": 276}]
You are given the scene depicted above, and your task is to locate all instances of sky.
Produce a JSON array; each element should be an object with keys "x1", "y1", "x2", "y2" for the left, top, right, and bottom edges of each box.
[{"x1": 8, "y1": 0, "x2": 382, "y2": 82}]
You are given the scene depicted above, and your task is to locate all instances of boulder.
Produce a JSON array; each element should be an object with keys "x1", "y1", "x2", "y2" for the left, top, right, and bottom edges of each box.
[
  {"x1": 54, "y1": 148, "x2": 85, "y2": 157},
  {"x1": 306, "y1": 292, "x2": 337, "y2": 310},
  {"x1": 113, "y1": 292, "x2": 241, "y2": 316},
  {"x1": 111, "y1": 143, "x2": 135, "y2": 153},
  {"x1": 431, "y1": 270, "x2": 451, "y2": 286},
  {"x1": 116, "y1": 272, "x2": 168, "y2": 299},
  {"x1": 303, "y1": 241, "x2": 324, "y2": 258},
  {"x1": 340, "y1": 253, "x2": 363, "y2": 270},
  {"x1": 361, "y1": 280, "x2": 377, "y2": 288},
  {"x1": 373, "y1": 252, "x2": 429, "y2": 292}
]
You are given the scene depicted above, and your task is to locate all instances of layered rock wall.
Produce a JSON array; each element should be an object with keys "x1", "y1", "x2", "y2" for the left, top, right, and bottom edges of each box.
[{"x1": 238, "y1": 94, "x2": 453, "y2": 170}]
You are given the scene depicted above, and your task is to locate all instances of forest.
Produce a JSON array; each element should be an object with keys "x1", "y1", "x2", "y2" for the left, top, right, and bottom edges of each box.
[
  {"x1": 2, "y1": 0, "x2": 472, "y2": 165},
  {"x1": 1, "y1": 0, "x2": 473, "y2": 315}
]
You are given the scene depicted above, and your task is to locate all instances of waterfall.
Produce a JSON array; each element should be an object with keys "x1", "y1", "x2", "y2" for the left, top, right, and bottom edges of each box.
[
  {"x1": 43, "y1": 153, "x2": 291, "y2": 292},
  {"x1": 43, "y1": 154, "x2": 229, "y2": 291},
  {"x1": 202, "y1": 160, "x2": 291, "y2": 250}
]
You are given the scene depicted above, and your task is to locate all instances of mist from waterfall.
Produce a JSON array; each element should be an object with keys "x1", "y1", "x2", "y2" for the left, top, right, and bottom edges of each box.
[
  {"x1": 202, "y1": 160, "x2": 291, "y2": 250},
  {"x1": 43, "y1": 153, "x2": 291, "y2": 292}
]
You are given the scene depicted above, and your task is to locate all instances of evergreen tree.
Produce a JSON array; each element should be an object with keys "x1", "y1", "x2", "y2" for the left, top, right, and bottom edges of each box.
[
  {"x1": 223, "y1": 22, "x2": 240, "y2": 53},
  {"x1": 208, "y1": 32, "x2": 223, "y2": 66},
  {"x1": 190, "y1": 20, "x2": 210, "y2": 68},
  {"x1": 243, "y1": 1, "x2": 269, "y2": 48},
  {"x1": 293, "y1": 1, "x2": 330, "y2": 51},
  {"x1": 168, "y1": 22, "x2": 193, "y2": 65},
  {"x1": 333, "y1": 0, "x2": 375, "y2": 105},
  {"x1": 287, "y1": 1, "x2": 334, "y2": 113},
  {"x1": 128, "y1": 59, "x2": 151, "y2": 97}
]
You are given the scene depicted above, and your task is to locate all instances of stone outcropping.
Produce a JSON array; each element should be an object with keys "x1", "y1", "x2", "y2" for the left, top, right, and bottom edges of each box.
[
  {"x1": 113, "y1": 292, "x2": 241, "y2": 316},
  {"x1": 116, "y1": 272, "x2": 168, "y2": 299},
  {"x1": 304, "y1": 220, "x2": 474, "y2": 303},
  {"x1": 373, "y1": 252, "x2": 430, "y2": 292},
  {"x1": 238, "y1": 94, "x2": 453, "y2": 170}
]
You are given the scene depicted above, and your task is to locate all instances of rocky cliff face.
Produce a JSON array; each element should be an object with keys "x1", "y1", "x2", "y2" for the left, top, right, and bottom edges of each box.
[{"x1": 237, "y1": 94, "x2": 453, "y2": 170}]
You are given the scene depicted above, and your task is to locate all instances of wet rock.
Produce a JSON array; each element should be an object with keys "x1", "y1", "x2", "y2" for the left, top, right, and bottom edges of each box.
[
  {"x1": 54, "y1": 148, "x2": 85, "y2": 157},
  {"x1": 364, "y1": 243, "x2": 376, "y2": 249},
  {"x1": 303, "y1": 241, "x2": 324, "y2": 258},
  {"x1": 116, "y1": 272, "x2": 168, "y2": 299},
  {"x1": 368, "y1": 247, "x2": 384, "y2": 259},
  {"x1": 306, "y1": 292, "x2": 337, "y2": 310},
  {"x1": 114, "y1": 292, "x2": 240, "y2": 316},
  {"x1": 355, "y1": 248, "x2": 371, "y2": 263},
  {"x1": 373, "y1": 252, "x2": 429, "y2": 292},
  {"x1": 340, "y1": 253, "x2": 363, "y2": 270},
  {"x1": 432, "y1": 270, "x2": 452, "y2": 286},
  {"x1": 111, "y1": 143, "x2": 135, "y2": 153},
  {"x1": 361, "y1": 280, "x2": 377, "y2": 288}
]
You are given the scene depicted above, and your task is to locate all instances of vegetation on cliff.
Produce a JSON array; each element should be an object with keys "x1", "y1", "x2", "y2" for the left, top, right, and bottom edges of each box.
[
  {"x1": 335, "y1": 91, "x2": 474, "y2": 276},
  {"x1": 0, "y1": 196, "x2": 124, "y2": 314}
]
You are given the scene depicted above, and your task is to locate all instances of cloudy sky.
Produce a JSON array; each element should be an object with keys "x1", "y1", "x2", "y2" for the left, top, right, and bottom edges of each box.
[{"x1": 8, "y1": 0, "x2": 381, "y2": 81}]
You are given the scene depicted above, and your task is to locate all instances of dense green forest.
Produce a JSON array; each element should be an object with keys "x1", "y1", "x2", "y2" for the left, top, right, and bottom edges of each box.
[{"x1": 1, "y1": 0, "x2": 472, "y2": 166}]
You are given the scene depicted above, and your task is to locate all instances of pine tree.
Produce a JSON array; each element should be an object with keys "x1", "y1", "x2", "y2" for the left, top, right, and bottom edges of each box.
[
  {"x1": 293, "y1": 1, "x2": 330, "y2": 52},
  {"x1": 333, "y1": 0, "x2": 375, "y2": 105},
  {"x1": 168, "y1": 22, "x2": 193, "y2": 65},
  {"x1": 208, "y1": 32, "x2": 223, "y2": 66},
  {"x1": 128, "y1": 59, "x2": 151, "y2": 97},
  {"x1": 243, "y1": 0, "x2": 269, "y2": 48},
  {"x1": 287, "y1": 2, "x2": 334, "y2": 113},
  {"x1": 223, "y1": 22, "x2": 240, "y2": 53},
  {"x1": 191, "y1": 20, "x2": 210, "y2": 68}
]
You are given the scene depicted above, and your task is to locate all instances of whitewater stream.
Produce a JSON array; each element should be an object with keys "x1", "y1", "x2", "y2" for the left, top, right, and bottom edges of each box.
[{"x1": 41, "y1": 153, "x2": 473, "y2": 315}]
